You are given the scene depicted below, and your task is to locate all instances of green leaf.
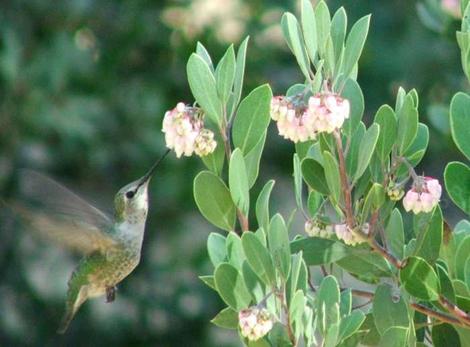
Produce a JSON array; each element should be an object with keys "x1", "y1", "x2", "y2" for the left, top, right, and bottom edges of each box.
[
  {"x1": 361, "y1": 314, "x2": 381, "y2": 346},
  {"x1": 396, "y1": 95, "x2": 418, "y2": 155},
  {"x1": 399, "y1": 256, "x2": 440, "y2": 300},
  {"x1": 323, "y1": 151, "x2": 341, "y2": 203},
  {"x1": 361, "y1": 183, "x2": 385, "y2": 222},
  {"x1": 207, "y1": 232, "x2": 227, "y2": 267},
  {"x1": 374, "y1": 105, "x2": 397, "y2": 161},
  {"x1": 269, "y1": 214, "x2": 291, "y2": 280},
  {"x1": 338, "y1": 311, "x2": 365, "y2": 342},
  {"x1": 244, "y1": 131, "x2": 267, "y2": 188},
  {"x1": 450, "y1": 92, "x2": 470, "y2": 160},
  {"x1": 289, "y1": 290, "x2": 306, "y2": 339},
  {"x1": 242, "y1": 261, "x2": 265, "y2": 302},
  {"x1": 378, "y1": 327, "x2": 408, "y2": 347},
  {"x1": 211, "y1": 307, "x2": 239, "y2": 329},
  {"x1": 436, "y1": 264, "x2": 456, "y2": 303},
  {"x1": 215, "y1": 44, "x2": 236, "y2": 105},
  {"x1": 295, "y1": 139, "x2": 313, "y2": 161},
  {"x1": 317, "y1": 276, "x2": 340, "y2": 335},
  {"x1": 291, "y1": 237, "x2": 350, "y2": 265},
  {"x1": 187, "y1": 53, "x2": 222, "y2": 124},
  {"x1": 196, "y1": 42, "x2": 214, "y2": 72},
  {"x1": 342, "y1": 78, "x2": 364, "y2": 137},
  {"x1": 301, "y1": 0, "x2": 317, "y2": 63},
  {"x1": 201, "y1": 131, "x2": 225, "y2": 176},
  {"x1": 194, "y1": 171, "x2": 236, "y2": 231},
  {"x1": 455, "y1": 235, "x2": 470, "y2": 281},
  {"x1": 342, "y1": 15, "x2": 370, "y2": 79},
  {"x1": 307, "y1": 190, "x2": 322, "y2": 217},
  {"x1": 337, "y1": 252, "x2": 391, "y2": 283},
  {"x1": 354, "y1": 123, "x2": 380, "y2": 182},
  {"x1": 229, "y1": 148, "x2": 250, "y2": 216},
  {"x1": 214, "y1": 262, "x2": 251, "y2": 310},
  {"x1": 281, "y1": 12, "x2": 311, "y2": 80},
  {"x1": 199, "y1": 275, "x2": 216, "y2": 290},
  {"x1": 242, "y1": 232, "x2": 276, "y2": 285},
  {"x1": 228, "y1": 36, "x2": 249, "y2": 119},
  {"x1": 226, "y1": 232, "x2": 245, "y2": 269},
  {"x1": 373, "y1": 284, "x2": 410, "y2": 335},
  {"x1": 445, "y1": 161, "x2": 470, "y2": 215},
  {"x1": 385, "y1": 208, "x2": 405, "y2": 259},
  {"x1": 413, "y1": 205, "x2": 443, "y2": 264},
  {"x1": 301, "y1": 158, "x2": 330, "y2": 195},
  {"x1": 330, "y1": 7, "x2": 347, "y2": 69},
  {"x1": 314, "y1": 1, "x2": 331, "y2": 57},
  {"x1": 346, "y1": 122, "x2": 365, "y2": 176},
  {"x1": 293, "y1": 154, "x2": 303, "y2": 211},
  {"x1": 340, "y1": 289, "x2": 352, "y2": 317},
  {"x1": 232, "y1": 84, "x2": 272, "y2": 154},
  {"x1": 287, "y1": 253, "x2": 308, "y2": 302},
  {"x1": 256, "y1": 180, "x2": 275, "y2": 232},
  {"x1": 432, "y1": 323, "x2": 461, "y2": 347}
]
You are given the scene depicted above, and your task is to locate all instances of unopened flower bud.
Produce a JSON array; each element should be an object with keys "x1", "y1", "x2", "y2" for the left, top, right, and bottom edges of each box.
[
  {"x1": 194, "y1": 128, "x2": 217, "y2": 157},
  {"x1": 403, "y1": 177, "x2": 441, "y2": 214},
  {"x1": 387, "y1": 181, "x2": 405, "y2": 201},
  {"x1": 239, "y1": 307, "x2": 273, "y2": 341},
  {"x1": 305, "y1": 219, "x2": 334, "y2": 238}
]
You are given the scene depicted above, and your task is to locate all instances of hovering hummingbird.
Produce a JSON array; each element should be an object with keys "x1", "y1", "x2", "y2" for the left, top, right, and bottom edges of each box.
[{"x1": 16, "y1": 150, "x2": 170, "y2": 334}]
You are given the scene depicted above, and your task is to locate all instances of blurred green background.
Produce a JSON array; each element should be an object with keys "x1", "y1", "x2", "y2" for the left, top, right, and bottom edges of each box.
[{"x1": 0, "y1": 0, "x2": 467, "y2": 346}]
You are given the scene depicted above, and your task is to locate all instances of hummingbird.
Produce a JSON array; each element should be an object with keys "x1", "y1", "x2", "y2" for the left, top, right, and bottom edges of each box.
[{"x1": 16, "y1": 150, "x2": 170, "y2": 334}]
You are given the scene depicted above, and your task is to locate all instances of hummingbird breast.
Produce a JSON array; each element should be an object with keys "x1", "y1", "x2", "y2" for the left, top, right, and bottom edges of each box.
[{"x1": 71, "y1": 222, "x2": 146, "y2": 298}]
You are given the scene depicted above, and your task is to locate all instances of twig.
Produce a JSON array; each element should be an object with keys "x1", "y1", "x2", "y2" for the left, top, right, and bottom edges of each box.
[
  {"x1": 333, "y1": 130, "x2": 355, "y2": 229},
  {"x1": 220, "y1": 122, "x2": 249, "y2": 232},
  {"x1": 439, "y1": 295, "x2": 470, "y2": 327},
  {"x1": 411, "y1": 303, "x2": 470, "y2": 329}
]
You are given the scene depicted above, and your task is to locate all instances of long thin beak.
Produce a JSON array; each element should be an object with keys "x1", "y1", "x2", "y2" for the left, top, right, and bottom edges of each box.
[{"x1": 137, "y1": 149, "x2": 171, "y2": 187}]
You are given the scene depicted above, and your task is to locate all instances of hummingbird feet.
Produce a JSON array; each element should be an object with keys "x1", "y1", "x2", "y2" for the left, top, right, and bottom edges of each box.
[{"x1": 106, "y1": 286, "x2": 117, "y2": 303}]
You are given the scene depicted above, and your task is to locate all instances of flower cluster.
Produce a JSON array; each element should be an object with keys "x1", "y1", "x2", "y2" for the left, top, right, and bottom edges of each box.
[
  {"x1": 403, "y1": 177, "x2": 442, "y2": 214},
  {"x1": 304, "y1": 219, "x2": 334, "y2": 238},
  {"x1": 386, "y1": 181, "x2": 405, "y2": 201},
  {"x1": 162, "y1": 102, "x2": 217, "y2": 158},
  {"x1": 334, "y1": 224, "x2": 368, "y2": 246},
  {"x1": 239, "y1": 307, "x2": 273, "y2": 341},
  {"x1": 308, "y1": 93, "x2": 350, "y2": 134},
  {"x1": 270, "y1": 93, "x2": 350, "y2": 143}
]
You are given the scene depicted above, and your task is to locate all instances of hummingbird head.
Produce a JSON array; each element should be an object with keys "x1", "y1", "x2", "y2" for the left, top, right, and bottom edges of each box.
[{"x1": 114, "y1": 150, "x2": 170, "y2": 223}]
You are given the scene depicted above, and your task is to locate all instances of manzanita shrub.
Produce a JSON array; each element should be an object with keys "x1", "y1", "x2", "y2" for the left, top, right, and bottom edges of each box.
[{"x1": 163, "y1": 1, "x2": 470, "y2": 346}]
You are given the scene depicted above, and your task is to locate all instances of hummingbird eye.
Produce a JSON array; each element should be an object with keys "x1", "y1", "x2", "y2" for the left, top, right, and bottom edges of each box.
[{"x1": 126, "y1": 191, "x2": 135, "y2": 199}]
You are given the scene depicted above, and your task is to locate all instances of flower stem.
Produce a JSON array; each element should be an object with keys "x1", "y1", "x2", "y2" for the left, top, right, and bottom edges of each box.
[
  {"x1": 333, "y1": 130, "x2": 355, "y2": 229},
  {"x1": 349, "y1": 289, "x2": 470, "y2": 328},
  {"x1": 220, "y1": 122, "x2": 249, "y2": 232}
]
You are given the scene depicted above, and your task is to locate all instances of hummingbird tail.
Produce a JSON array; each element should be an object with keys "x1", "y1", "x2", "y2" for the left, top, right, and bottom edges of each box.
[{"x1": 56, "y1": 308, "x2": 75, "y2": 334}]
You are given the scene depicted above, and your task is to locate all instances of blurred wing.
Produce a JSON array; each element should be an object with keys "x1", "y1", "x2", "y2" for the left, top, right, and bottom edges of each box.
[{"x1": 17, "y1": 170, "x2": 119, "y2": 254}]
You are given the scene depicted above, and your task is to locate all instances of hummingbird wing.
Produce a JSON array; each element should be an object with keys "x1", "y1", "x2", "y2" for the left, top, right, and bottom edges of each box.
[{"x1": 16, "y1": 170, "x2": 121, "y2": 254}]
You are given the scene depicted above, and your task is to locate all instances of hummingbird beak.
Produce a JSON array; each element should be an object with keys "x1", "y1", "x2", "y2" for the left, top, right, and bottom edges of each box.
[{"x1": 137, "y1": 149, "x2": 171, "y2": 189}]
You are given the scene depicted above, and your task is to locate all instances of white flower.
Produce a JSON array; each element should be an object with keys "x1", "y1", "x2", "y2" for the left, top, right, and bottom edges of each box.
[
  {"x1": 239, "y1": 307, "x2": 273, "y2": 341},
  {"x1": 403, "y1": 177, "x2": 442, "y2": 214},
  {"x1": 194, "y1": 128, "x2": 217, "y2": 157},
  {"x1": 307, "y1": 93, "x2": 350, "y2": 134},
  {"x1": 162, "y1": 102, "x2": 201, "y2": 158},
  {"x1": 270, "y1": 96, "x2": 316, "y2": 143},
  {"x1": 334, "y1": 224, "x2": 364, "y2": 246}
]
